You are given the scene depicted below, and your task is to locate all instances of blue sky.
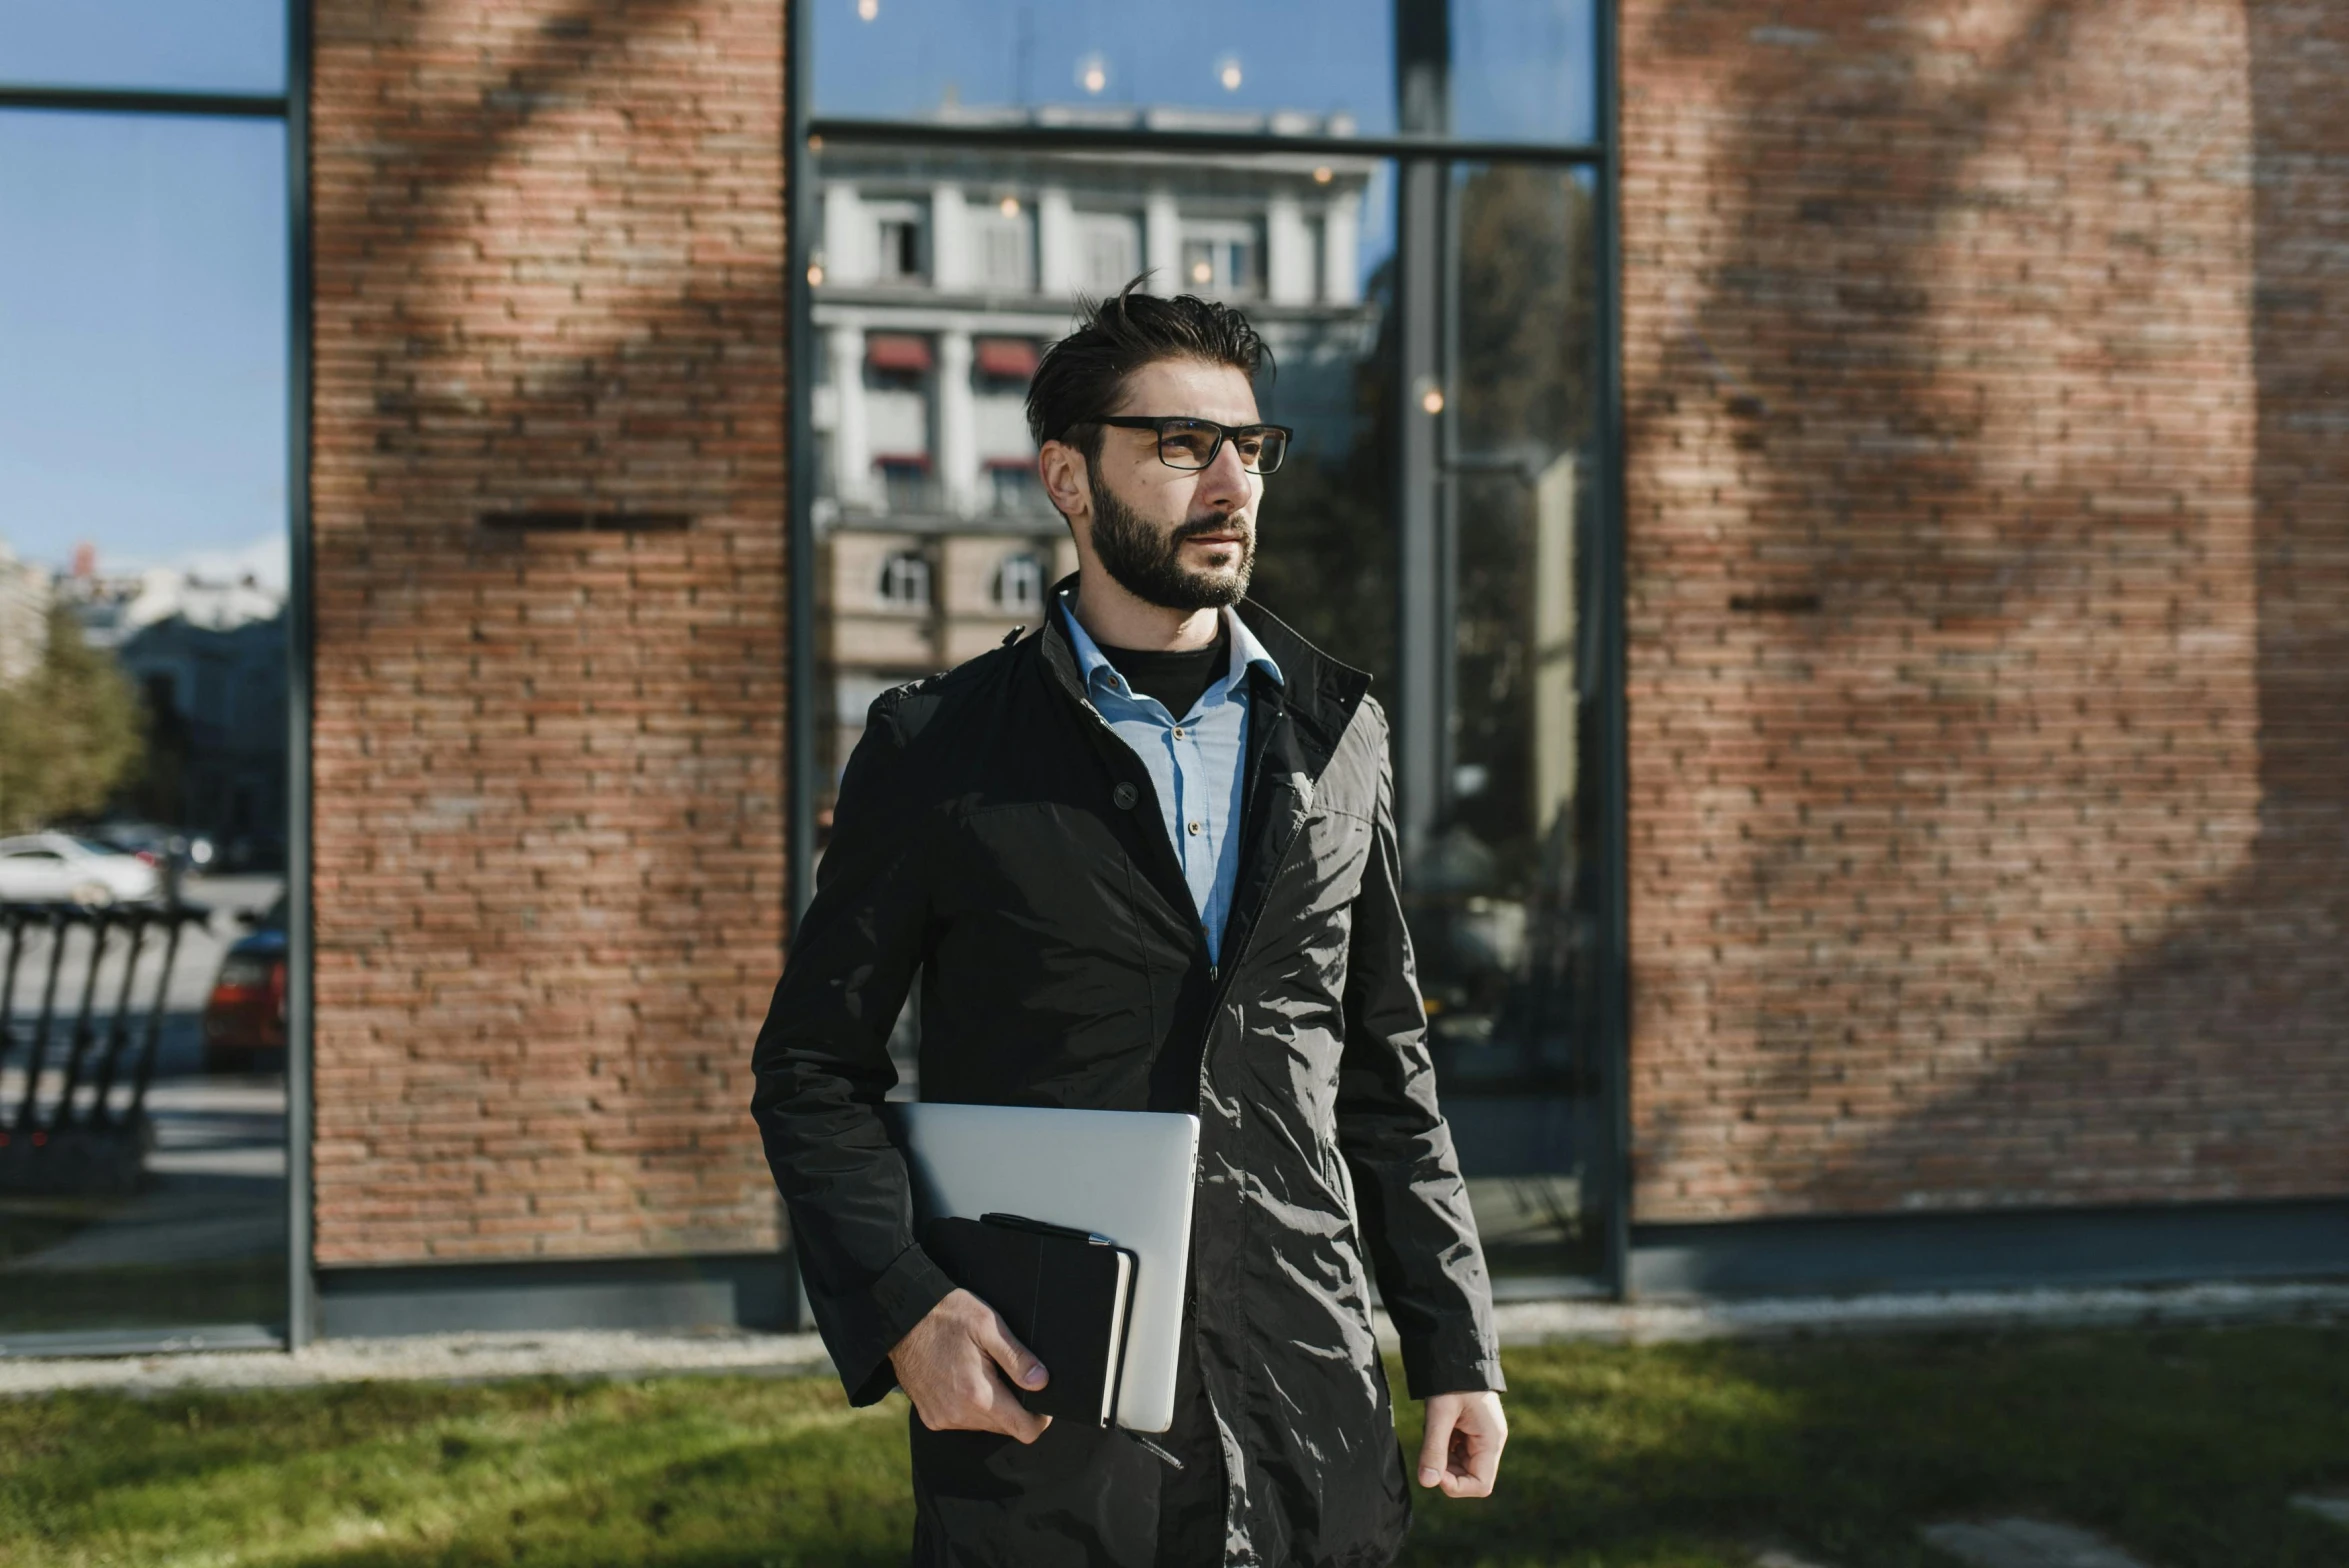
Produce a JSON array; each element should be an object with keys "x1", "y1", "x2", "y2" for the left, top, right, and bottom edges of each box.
[
  {"x1": 0, "y1": 2, "x2": 1593, "y2": 577},
  {"x1": 0, "y1": 3, "x2": 287, "y2": 576},
  {"x1": 0, "y1": 1, "x2": 284, "y2": 95},
  {"x1": 0, "y1": 109, "x2": 288, "y2": 576}
]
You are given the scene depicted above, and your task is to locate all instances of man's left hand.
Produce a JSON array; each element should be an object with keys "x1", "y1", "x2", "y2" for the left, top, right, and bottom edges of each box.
[{"x1": 1416, "y1": 1390, "x2": 1506, "y2": 1499}]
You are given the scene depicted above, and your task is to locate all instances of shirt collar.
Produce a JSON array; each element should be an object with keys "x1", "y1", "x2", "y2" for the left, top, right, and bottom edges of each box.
[{"x1": 1055, "y1": 587, "x2": 1284, "y2": 704}]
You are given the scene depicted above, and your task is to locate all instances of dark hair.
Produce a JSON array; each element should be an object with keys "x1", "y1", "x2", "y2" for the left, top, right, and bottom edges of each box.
[{"x1": 1024, "y1": 274, "x2": 1273, "y2": 458}]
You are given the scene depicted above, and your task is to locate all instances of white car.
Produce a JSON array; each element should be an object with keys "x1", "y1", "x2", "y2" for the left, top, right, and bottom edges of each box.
[{"x1": 0, "y1": 833, "x2": 166, "y2": 908}]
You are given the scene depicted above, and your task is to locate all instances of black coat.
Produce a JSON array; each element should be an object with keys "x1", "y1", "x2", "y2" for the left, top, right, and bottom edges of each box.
[{"x1": 750, "y1": 585, "x2": 1503, "y2": 1567}]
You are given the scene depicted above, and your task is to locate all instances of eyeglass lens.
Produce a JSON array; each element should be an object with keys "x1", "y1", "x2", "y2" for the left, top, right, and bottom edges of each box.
[{"x1": 1158, "y1": 419, "x2": 1287, "y2": 474}]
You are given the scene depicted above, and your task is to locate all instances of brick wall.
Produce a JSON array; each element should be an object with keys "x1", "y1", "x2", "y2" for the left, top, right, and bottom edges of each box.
[
  {"x1": 310, "y1": 0, "x2": 787, "y2": 1264},
  {"x1": 1620, "y1": 1, "x2": 2349, "y2": 1220}
]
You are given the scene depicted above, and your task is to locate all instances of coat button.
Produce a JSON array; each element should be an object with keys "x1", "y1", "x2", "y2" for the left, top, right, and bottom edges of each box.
[{"x1": 1112, "y1": 783, "x2": 1139, "y2": 809}]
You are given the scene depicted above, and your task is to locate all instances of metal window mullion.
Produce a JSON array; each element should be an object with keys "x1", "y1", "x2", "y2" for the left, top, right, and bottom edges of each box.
[
  {"x1": 1391, "y1": 0, "x2": 1451, "y2": 870},
  {"x1": 283, "y1": 0, "x2": 317, "y2": 1350},
  {"x1": 1392, "y1": 155, "x2": 1445, "y2": 869},
  {"x1": 806, "y1": 117, "x2": 1600, "y2": 168},
  {"x1": 783, "y1": 0, "x2": 821, "y2": 1336},
  {"x1": 1590, "y1": 0, "x2": 1635, "y2": 1302},
  {"x1": 0, "y1": 85, "x2": 287, "y2": 118}
]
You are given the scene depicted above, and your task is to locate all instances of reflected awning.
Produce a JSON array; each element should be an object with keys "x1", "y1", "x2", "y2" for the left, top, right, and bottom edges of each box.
[
  {"x1": 974, "y1": 337, "x2": 1040, "y2": 380},
  {"x1": 866, "y1": 333, "x2": 934, "y2": 373}
]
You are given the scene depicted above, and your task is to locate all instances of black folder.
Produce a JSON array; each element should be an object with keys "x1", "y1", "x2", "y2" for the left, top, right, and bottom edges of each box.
[{"x1": 922, "y1": 1212, "x2": 1139, "y2": 1426}]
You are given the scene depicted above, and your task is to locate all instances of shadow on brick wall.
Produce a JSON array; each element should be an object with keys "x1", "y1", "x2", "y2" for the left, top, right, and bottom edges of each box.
[
  {"x1": 1623, "y1": 1, "x2": 2349, "y2": 1216},
  {"x1": 309, "y1": 0, "x2": 788, "y2": 1264}
]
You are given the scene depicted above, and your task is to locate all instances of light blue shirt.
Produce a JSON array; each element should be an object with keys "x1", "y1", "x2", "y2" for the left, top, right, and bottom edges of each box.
[{"x1": 1058, "y1": 589, "x2": 1283, "y2": 965}]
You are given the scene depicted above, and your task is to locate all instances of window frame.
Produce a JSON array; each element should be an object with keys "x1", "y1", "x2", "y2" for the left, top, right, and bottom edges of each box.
[
  {"x1": 875, "y1": 545, "x2": 934, "y2": 611},
  {"x1": 865, "y1": 196, "x2": 928, "y2": 283},
  {"x1": 992, "y1": 548, "x2": 1047, "y2": 614},
  {"x1": 967, "y1": 200, "x2": 1036, "y2": 293},
  {"x1": 1070, "y1": 208, "x2": 1144, "y2": 296}
]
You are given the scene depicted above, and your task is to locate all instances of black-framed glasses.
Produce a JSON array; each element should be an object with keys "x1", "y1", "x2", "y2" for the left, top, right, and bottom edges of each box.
[{"x1": 1093, "y1": 415, "x2": 1293, "y2": 475}]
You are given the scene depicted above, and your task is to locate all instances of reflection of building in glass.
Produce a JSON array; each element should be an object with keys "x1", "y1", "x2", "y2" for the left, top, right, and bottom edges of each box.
[
  {"x1": 63, "y1": 563, "x2": 289, "y2": 869},
  {"x1": 0, "y1": 537, "x2": 51, "y2": 689},
  {"x1": 811, "y1": 111, "x2": 1378, "y2": 781}
]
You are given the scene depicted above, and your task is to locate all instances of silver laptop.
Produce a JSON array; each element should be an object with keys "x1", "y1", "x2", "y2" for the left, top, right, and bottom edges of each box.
[{"x1": 890, "y1": 1102, "x2": 1199, "y2": 1434}]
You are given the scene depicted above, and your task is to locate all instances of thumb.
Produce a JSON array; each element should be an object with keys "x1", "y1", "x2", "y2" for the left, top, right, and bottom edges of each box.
[
  {"x1": 1416, "y1": 1401, "x2": 1459, "y2": 1489},
  {"x1": 974, "y1": 1307, "x2": 1049, "y2": 1391}
]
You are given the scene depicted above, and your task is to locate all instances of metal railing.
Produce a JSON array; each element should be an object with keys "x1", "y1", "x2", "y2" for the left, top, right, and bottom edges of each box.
[{"x1": 0, "y1": 902, "x2": 210, "y2": 1195}]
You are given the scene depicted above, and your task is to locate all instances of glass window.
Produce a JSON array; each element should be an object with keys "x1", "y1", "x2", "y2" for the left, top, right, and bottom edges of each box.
[
  {"x1": 805, "y1": 7, "x2": 1619, "y2": 1290},
  {"x1": 1409, "y1": 161, "x2": 1603, "y2": 1282},
  {"x1": 814, "y1": 0, "x2": 1396, "y2": 137},
  {"x1": 0, "y1": 1, "x2": 286, "y2": 96},
  {"x1": 1073, "y1": 211, "x2": 1141, "y2": 295},
  {"x1": 876, "y1": 460, "x2": 937, "y2": 516},
  {"x1": 0, "y1": 106, "x2": 291, "y2": 1341},
  {"x1": 877, "y1": 547, "x2": 933, "y2": 608},
  {"x1": 993, "y1": 550, "x2": 1046, "y2": 614},
  {"x1": 1179, "y1": 220, "x2": 1263, "y2": 299},
  {"x1": 989, "y1": 464, "x2": 1047, "y2": 520},
  {"x1": 1448, "y1": 0, "x2": 1602, "y2": 147},
  {"x1": 969, "y1": 199, "x2": 1035, "y2": 292},
  {"x1": 868, "y1": 199, "x2": 928, "y2": 282}
]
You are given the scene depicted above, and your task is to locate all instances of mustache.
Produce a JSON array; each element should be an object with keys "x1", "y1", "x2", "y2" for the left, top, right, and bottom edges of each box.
[{"x1": 1174, "y1": 513, "x2": 1252, "y2": 542}]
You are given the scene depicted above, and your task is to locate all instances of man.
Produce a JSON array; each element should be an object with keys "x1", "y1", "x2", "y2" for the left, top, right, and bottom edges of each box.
[{"x1": 750, "y1": 281, "x2": 1506, "y2": 1566}]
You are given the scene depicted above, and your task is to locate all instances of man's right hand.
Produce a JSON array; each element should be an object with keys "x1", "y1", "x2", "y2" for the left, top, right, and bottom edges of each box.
[{"x1": 887, "y1": 1287, "x2": 1053, "y2": 1443}]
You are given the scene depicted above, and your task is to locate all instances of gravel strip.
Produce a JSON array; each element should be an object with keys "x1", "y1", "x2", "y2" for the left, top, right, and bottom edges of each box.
[
  {"x1": 0, "y1": 1329, "x2": 835, "y2": 1398},
  {"x1": 1482, "y1": 1279, "x2": 2349, "y2": 1347}
]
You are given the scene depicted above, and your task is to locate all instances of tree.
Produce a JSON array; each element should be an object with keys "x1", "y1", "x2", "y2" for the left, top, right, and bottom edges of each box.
[{"x1": 0, "y1": 604, "x2": 146, "y2": 834}]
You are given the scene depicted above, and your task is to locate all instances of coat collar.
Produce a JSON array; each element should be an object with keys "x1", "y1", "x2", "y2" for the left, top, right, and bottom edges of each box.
[
  {"x1": 1052, "y1": 586, "x2": 1285, "y2": 713},
  {"x1": 1035, "y1": 571, "x2": 1368, "y2": 753}
]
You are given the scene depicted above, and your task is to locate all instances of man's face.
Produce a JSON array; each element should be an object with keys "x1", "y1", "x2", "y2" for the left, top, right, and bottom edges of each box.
[{"x1": 1063, "y1": 357, "x2": 1264, "y2": 612}]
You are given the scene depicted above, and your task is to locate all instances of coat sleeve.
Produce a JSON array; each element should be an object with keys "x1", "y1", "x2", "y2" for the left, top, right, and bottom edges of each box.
[
  {"x1": 1334, "y1": 700, "x2": 1507, "y2": 1400},
  {"x1": 750, "y1": 691, "x2": 957, "y2": 1406}
]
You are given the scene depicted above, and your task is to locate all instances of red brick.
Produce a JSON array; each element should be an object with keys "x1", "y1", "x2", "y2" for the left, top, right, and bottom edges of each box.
[
  {"x1": 1622, "y1": 0, "x2": 2349, "y2": 1220},
  {"x1": 309, "y1": 0, "x2": 788, "y2": 1267}
]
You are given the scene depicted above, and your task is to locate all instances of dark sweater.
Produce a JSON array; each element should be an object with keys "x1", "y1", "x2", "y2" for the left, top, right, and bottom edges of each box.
[{"x1": 1096, "y1": 619, "x2": 1232, "y2": 720}]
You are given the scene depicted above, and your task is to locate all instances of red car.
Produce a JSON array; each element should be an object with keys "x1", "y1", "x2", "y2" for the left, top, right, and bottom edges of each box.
[{"x1": 202, "y1": 897, "x2": 288, "y2": 1072}]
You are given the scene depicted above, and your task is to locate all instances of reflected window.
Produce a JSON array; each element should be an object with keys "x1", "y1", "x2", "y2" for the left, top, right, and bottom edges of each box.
[
  {"x1": 876, "y1": 459, "x2": 934, "y2": 515},
  {"x1": 877, "y1": 547, "x2": 932, "y2": 609},
  {"x1": 989, "y1": 464, "x2": 1046, "y2": 520},
  {"x1": 1180, "y1": 221, "x2": 1261, "y2": 299},
  {"x1": 993, "y1": 550, "x2": 1046, "y2": 614},
  {"x1": 1073, "y1": 211, "x2": 1141, "y2": 295},
  {"x1": 869, "y1": 199, "x2": 927, "y2": 282},
  {"x1": 970, "y1": 200, "x2": 1034, "y2": 292}
]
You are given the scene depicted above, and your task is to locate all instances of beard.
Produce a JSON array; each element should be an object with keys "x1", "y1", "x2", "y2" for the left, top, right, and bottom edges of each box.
[{"x1": 1086, "y1": 475, "x2": 1255, "y2": 612}]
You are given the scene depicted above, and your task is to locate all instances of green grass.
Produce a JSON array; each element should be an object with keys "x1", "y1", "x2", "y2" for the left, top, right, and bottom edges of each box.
[{"x1": 1, "y1": 1324, "x2": 2345, "y2": 1567}]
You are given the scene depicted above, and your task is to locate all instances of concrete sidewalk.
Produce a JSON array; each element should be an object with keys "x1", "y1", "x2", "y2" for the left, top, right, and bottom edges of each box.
[{"x1": 3, "y1": 1278, "x2": 2343, "y2": 1398}]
